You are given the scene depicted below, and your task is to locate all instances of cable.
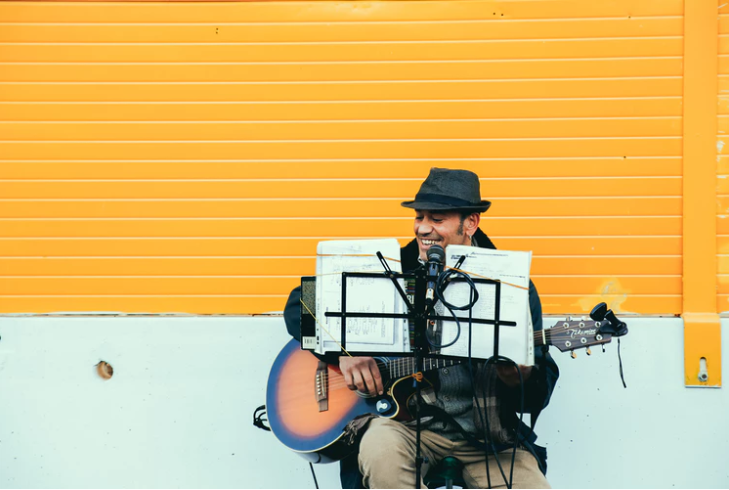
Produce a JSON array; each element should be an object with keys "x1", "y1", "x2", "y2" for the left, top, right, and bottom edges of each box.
[
  {"x1": 617, "y1": 338, "x2": 627, "y2": 388},
  {"x1": 425, "y1": 307, "x2": 461, "y2": 349},
  {"x1": 308, "y1": 462, "x2": 319, "y2": 489},
  {"x1": 434, "y1": 267, "x2": 513, "y2": 489},
  {"x1": 509, "y1": 362, "x2": 524, "y2": 490},
  {"x1": 480, "y1": 356, "x2": 512, "y2": 489},
  {"x1": 425, "y1": 268, "x2": 480, "y2": 349},
  {"x1": 425, "y1": 264, "x2": 528, "y2": 489},
  {"x1": 436, "y1": 268, "x2": 480, "y2": 311},
  {"x1": 467, "y1": 315, "x2": 494, "y2": 489}
]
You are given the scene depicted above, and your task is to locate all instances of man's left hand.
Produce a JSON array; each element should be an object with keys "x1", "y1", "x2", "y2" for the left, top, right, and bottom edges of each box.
[{"x1": 496, "y1": 364, "x2": 532, "y2": 387}]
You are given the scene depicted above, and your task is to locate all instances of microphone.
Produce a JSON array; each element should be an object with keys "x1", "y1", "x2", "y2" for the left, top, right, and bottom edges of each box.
[{"x1": 425, "y1": 244, "x2": 445, "y2": 307}]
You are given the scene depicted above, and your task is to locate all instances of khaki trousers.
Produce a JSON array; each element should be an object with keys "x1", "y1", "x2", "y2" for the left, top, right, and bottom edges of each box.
[{"x1": 359, "y1": 418, "x2": 550, "y2": 489}]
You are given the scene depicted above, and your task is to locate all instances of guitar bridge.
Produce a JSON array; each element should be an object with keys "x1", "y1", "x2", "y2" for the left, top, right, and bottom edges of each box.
[{"x1": 315, "y1": 361, "x2": 328, "y2": 412}]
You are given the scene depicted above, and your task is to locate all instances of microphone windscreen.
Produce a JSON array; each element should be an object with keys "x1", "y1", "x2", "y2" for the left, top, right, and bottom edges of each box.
[{"x1": 427, "y1": 244, "x2": 445, "y2": 263}]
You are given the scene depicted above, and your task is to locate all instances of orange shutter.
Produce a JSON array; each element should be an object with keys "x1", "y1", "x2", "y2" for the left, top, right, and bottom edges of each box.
[{"x1": 0, "y1": 0, "x2": 684, "y2": 315}]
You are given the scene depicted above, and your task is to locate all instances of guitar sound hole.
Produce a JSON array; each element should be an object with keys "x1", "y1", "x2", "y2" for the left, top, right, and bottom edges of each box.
[{"x1": 355, "y1": 359, "x2": 391, "y2": 398}]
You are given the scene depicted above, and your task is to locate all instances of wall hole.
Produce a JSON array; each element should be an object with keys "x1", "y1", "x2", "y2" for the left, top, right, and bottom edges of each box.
[{"x1": 96, "y1": 361, "x2": 114, "y2": 380}]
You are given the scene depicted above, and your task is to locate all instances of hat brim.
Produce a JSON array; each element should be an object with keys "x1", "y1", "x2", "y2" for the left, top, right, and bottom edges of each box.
[{"x1": 401, "y1": 199, "x2": 491, "y2": 213}]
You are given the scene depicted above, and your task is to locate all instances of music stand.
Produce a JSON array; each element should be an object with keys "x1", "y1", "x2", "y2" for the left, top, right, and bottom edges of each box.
[{"x1": 317, "y1": 253, "x2": 517, "y2": 488}]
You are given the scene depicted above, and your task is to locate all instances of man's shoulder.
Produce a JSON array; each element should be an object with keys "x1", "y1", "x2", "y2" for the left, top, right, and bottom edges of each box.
[
  {"x1": 473, "y1": 228, "x2": 496, "y2": 250},
  {"x1": 400, "y1": 238, "x2": 420, "y2": 272}
]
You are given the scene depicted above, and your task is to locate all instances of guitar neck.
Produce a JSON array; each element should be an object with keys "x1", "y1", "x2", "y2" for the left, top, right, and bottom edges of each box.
[
  {"x1": 533, "y1": 329, "x2": 548, "y2": 348},
  {"x1": 385, "y1": 356, "x2": 461, "y2": 379},
  {"x1": 383, "y1": 321, "x2": 605, "y2": 378},
  {"x1": 385, "y1": 329, "x2": 552, "y2": 378}
]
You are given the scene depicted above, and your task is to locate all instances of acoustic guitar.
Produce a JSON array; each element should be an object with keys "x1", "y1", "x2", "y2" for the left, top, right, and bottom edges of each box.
[{"x1": 266, "y1": 318, "x2": 612, "y2": 464}]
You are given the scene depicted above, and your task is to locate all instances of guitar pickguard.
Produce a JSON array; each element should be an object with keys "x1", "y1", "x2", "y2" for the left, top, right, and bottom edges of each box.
[{"x1": 389, "y1": 373, "x2": 434, "y2": 423}]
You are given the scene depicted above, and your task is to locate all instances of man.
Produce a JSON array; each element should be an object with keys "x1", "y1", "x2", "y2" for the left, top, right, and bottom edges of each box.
[{"x1": 284, "y1": 168, "x2": 559, "y2": 488}]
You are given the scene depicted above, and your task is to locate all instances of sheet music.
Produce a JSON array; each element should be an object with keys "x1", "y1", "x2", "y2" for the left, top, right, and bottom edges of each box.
[
  {"x1": 439, "y1": 245, "x2": 533, "y2": 365},
  {"x1": 315, "y1": 239, "x2": 409, "y2": 354}
]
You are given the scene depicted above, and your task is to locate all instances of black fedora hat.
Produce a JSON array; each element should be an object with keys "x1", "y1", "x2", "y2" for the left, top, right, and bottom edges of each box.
[{"x1": 401, "y1": 167, "x2": 491, "y2": 213}]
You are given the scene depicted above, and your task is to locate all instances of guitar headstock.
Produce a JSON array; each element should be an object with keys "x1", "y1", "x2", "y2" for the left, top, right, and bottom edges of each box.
[{"x1": 547, "y1": 318, "x2": 612, "y2": 356}]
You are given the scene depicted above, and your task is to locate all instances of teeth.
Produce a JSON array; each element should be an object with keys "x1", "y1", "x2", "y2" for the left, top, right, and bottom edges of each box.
[{"x1": 422, "y1": 239, "x2": 438, "y2": 245}]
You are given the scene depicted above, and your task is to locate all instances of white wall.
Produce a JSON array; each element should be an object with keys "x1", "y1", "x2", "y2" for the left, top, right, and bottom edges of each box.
[{"x1": 0, "y1": 315, "x2": 727, "y2": 489}]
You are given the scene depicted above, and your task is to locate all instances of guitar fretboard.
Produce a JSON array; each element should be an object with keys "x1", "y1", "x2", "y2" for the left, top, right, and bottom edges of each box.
[
  {"x1": 385, "y1": 357, "x2": 460, "y2": 379},
  {"x1": 383, "y1": 330, "x2": 552, "y2": 379}
]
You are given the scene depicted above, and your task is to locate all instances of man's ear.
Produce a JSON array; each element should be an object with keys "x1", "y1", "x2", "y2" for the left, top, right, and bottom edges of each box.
[{"x1": 465, "y1": 212, "x2": 480, "y2": 236}]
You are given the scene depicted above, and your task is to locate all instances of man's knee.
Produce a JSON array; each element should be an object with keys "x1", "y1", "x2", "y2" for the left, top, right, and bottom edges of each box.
[
  {"x1": 359, "y1": 419, "x2": 419, "y2": 488},
  {"x1": 359, "y1": 418, "x2": 413, "y2": 461}
]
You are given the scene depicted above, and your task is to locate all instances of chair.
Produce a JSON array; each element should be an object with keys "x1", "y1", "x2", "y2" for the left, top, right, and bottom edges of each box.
[{"x1": 424, "y1": 456, "x2": 466, "y2": 489}]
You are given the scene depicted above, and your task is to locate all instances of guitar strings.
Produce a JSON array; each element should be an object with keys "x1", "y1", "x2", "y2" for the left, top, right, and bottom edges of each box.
[
  {"x1": 281, "y1": 325, "x2": 604, "y2": 396},
  {"x1": 275, "y1": 359, "x2": 457, "y2": 395},
  {"x1": 275, "y1": 357, "x2": 462, "y2": 395},
  {"x1": 295, "y1": 302, "x2": 600, "y2": 392},
  {"x1": 279, "y1": 324, "x2": 608, "y2": 398},
  {"x1": 279, "y1": 322, "x2": 605, "y2": 397},
  {"x1": 300, "y1": 282, "x2": 606, "y2": 393}
]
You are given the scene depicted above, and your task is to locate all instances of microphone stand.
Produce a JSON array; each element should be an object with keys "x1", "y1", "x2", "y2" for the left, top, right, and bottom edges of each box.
[
  {"x1": 415, "y1": 247, "x2": 444, "y2": 488},
  {"x1": 413, "y1": 265, "x2": 427, "y2": 489}
]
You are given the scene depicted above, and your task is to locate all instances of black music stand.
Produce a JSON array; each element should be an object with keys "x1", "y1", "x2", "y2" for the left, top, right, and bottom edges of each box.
[
  {"x1": 322, "y1": 253, "x2": 515, "y2": 358},
  {"x1": 312, "y1": 252, "x2": 517, "y2": 488}
]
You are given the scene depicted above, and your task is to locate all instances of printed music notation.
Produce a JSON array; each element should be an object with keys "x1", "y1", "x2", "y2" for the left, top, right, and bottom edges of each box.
[
  {"x1": 316, "y1": 239, "x2": 410, "y2": 355},
  {"x1": 439, "y1": 246, "x2": 534, "y2": 365}
]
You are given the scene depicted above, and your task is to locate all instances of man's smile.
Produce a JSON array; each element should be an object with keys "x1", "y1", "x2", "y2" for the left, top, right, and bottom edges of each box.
[
  {"x1": 420, "y1": 238, "x2": 440, "y2": 246},
  {"x1": 414, "y1": 210, "x2": 476, "y2": 260}
]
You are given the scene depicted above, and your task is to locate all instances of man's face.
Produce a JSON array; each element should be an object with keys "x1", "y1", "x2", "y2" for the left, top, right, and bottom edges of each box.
[{"x1": 414, "y1": 210, "x2": 472, "y2": 261}]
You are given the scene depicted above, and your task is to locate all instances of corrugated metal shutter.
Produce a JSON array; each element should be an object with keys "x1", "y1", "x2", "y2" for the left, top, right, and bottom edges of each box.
[
  {"x1": 720, "y1": 10, "x2": 729, "y2": 314},
  {"x1": 0, "y1": 0, "x2": 682, "y2": 314}
]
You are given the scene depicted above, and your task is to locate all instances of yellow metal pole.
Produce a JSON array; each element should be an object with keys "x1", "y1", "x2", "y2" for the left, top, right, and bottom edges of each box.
[{"x1": 682, "y1": 0, "x2": 722, "y2": 387}]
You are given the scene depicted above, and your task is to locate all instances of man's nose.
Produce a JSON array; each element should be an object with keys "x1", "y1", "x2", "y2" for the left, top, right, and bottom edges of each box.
[{"x1": 418, "y1": 221, "x2": 434, "y2": 235}]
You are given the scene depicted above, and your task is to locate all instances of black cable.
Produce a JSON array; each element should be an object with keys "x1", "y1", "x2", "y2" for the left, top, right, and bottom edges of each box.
[
  {"x1": 465, "y1": 297, "x2": 492, "y2": 489},
  {"x1": 617, "y1": 338, "x2": 627, "y2": 388},
  {"x1": 425, "y1": 308, "x2": 461, "y2": 348},
  {"x1": 519, "y1": 344, "x2": 548, "y2": 445},
  {"x1": 427, "y1": 266, "x2": 526, "y2": 489},
  {"x1": 425, "y1": 268, "x2": 480, "y2": 349},
  {"x1": 480, "y1": 356, "x2": 512, "y2": 489},
  {"x1": 442, "y1": 273, "x2": 509, "y2": 489},
  {"x1": 308, "y1": 462, "x2": 319, "y2": 489},
  {"x1": 511, "y1": 347, "x2": 547, "y2": 477},
  {"x1": 436, "y1": 268, "x2": 480, "y2": 311},
  {"x1": 508, "y1": 362, "x2": 524, "y2": 490},
  {"x1": 432, "y1": 267, "x2": 494, "y2": 487}
]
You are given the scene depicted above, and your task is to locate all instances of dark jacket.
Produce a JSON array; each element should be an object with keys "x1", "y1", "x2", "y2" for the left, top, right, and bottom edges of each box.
[{"x1": 283, "y1": 229, "x2": 559, "y2": 487}]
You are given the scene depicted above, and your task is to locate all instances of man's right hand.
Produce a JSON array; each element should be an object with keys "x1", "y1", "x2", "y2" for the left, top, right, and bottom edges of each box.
[{"x1": 339, "y1": 356, "x2": 384, "y2": 397}]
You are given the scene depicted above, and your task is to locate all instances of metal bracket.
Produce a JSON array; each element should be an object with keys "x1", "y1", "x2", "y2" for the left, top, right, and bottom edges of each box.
[{"x1": 683, "y1": 313, "x2": 722, "y2": 387}]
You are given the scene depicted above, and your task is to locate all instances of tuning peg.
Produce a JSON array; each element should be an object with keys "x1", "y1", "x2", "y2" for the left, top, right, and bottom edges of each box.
[
  {"x1": 571, "y1": 351, "x2": 577, "y2": 359},
  {"x1": 586, "y1": 348, "x2": 592, "y2": 356}
]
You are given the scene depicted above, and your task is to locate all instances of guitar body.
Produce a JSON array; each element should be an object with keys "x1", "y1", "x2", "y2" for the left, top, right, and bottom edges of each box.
[{"x1": 267, "y1": 339, "x2": 411, "y2": 463}]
